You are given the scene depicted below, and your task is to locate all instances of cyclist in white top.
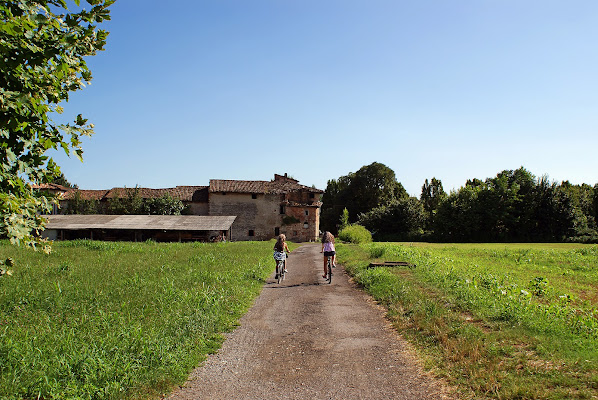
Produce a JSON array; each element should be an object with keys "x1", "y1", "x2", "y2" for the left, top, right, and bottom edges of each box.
[{"x1": 320, "y1": 231, "x2": 336, "y2": 278}]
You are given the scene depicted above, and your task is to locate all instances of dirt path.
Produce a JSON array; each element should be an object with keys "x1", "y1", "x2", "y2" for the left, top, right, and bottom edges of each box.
[{"x1": 168, "y1": 243, "x2": 450, "y2": 400}]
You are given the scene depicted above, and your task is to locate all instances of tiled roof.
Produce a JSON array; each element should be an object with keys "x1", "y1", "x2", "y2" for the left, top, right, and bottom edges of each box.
[
  {"x1": 60, "y1": 190, "x2": 110, "y2": 201},
  {"x1": 172, "y1": 186, "x2": 209, "y2": 202},
  {"x1": 60, "y1": 186, "x2": 208, "y2": 202},
  {"x1": 57, "y1": 175, "x2": 323, "y2": 202},
  {"x1": 209, "y1": 179, "x2": 324, "y2": 194},
  {"x1": 31, "y1": 183, "x2": 70, "y2": 192},
  {"x1": 210, "y1": 180, "x2": 269, "y2": 193}
]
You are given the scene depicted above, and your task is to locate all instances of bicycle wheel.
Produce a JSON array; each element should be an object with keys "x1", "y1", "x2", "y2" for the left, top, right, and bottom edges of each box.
[
  {"x1": 281, "y1": 259, "x2": 286, "y2": 282},
  {"x1": 277, "y1": 260, "x2": 283, "y2": 284},
  {"x1": 327, "y1": 258, "x2": 332, "y2": 284}
]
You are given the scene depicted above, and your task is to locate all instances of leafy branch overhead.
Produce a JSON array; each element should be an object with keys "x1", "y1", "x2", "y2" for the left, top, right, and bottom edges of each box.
[{"x1": 0, "y1": 0, "x2": 114, "y2": 248}]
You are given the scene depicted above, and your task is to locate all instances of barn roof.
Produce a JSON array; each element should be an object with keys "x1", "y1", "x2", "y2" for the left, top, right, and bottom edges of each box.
[
  {"x1": 44, "y1": 215, "x2": 236, "y2": 231},
  {"x1": 60, "y1": 189, "x2": 110, "y2": 200},
  {"x1": 60, "y1": 186, "x2": 208, "y2": 202},
  {"x1": 31, "y1": 183, "x2": 71, "y2": 192},
  {"x1": 209, "y1": 179, "x2": 324, "y2": 194}
]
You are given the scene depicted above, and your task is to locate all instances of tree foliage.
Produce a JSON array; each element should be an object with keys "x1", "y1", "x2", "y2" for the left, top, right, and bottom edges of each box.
[
  {"x1": 339, "y1": 207, "x2": 349, "y2": 231},
  {"x1": 65, "y1": 188, "x2": 185, "y2": 216},
  {"x1": 1, "y1": 0, "x2": 113, "y2": 248},
  {"x1": 63, "y1": 190, "x2": 100, "y2": 214},
  {"x1": 141, "y1": 194, "x2": 184, "y2": 215},
  {"x1": 320, "y1": 162, "x2": 407, "y2": 233},
  {"x1": 421, "y1": 177, "x2": 447, "y2": 230},
  {"x1": 325, "y1": 164, "x2": 597, "y2": 243},
  {"x1": 434, "y1": 168, "x2": 590, "y2": 242},
  {"x1": 358, "y1": 197, "x2": 425, "y2": 240},
  {"x1": 49, "y1": 171, "x2": 77, "y2": 188}
]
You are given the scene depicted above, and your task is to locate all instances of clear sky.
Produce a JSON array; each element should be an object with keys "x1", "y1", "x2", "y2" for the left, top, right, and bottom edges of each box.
[{"x1": 52, "y1": 0, "x2": 598, "y2": 196}]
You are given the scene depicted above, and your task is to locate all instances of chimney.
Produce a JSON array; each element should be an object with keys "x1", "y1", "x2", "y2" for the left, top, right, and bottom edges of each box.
[{"x1": 274, "y1": 173, "x2": 298, "y2": 183}]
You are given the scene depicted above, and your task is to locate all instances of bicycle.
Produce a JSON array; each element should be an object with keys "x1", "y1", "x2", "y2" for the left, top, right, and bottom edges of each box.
[
  {"x1": 325, "y1": 255, "x2": 332, "y2": 284},
  {"x1": 275, "y1": 255, "x2": 287, "y2": 284}
]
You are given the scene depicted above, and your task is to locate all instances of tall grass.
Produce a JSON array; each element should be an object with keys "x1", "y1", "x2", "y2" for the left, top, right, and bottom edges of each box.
[
  {"x1": 339, "y1": 242, "x2": 598, "y2": 399},
  {"x1": 0, "y1": 240, "x2": 278, "y2": 400}
]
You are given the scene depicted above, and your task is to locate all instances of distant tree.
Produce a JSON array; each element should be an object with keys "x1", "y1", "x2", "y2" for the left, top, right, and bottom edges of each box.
[
  {"x1": 1, "y1": 0, "x2": 113, "y2": 248},
  {"x1": 320, "y1": 174, "x2": 352, "y2": 234},
  {"x1": 420, "y1": 177, "x2": 447, "y2": 230},
  {"x1": 358, "y1": 197, "x2": 425, "y2": 240},
  {"x1": 465, "y1": 178, "x2": 484, "y2": 188},
  {"x1": 320, "y1": 162, "x2": 407, "y2": 233},
  {"x1": 339, "y1": 207, "x2": 350, "y2": 231},
  {"x1": 434, "y1": 167, "x2": 586, "y2": 242},
  {"x1": 49, "y1": 172, "x2": 77, "y2": 189},
  {"x1": 559, "y1": 182, "x2": 596, "y2": 233},
  {"x1": 482, "y1": 168, "x2": 536, "y2": 240},
  {"x1": 434, "y1": 185, "x2": 483, "y2": 241},
  {"x1": 347, "y1": 162, "x2": 407, "y2": 216},
  {"x1": 107, "y1": 188, "x2": 143, "y2": 215},
  {"x1": 421, "y1": 178, "x2": 446, "y2": 214},
  {"x1": 64, "y1": 191, "x2": 100, "y2": 214},
  {"x1": 142, "y1": 194, "x2": 184, "y2": 215},
  {"x1": 532, "y1": 179, "x2": 579, "y2": 241}
]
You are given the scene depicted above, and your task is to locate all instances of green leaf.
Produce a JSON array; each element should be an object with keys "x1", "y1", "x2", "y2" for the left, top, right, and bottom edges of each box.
[
  {"x1": 0, "y1": 0, "x2": 113, "y2": 250},
  {"x1": 6, "y1": 149, "x2": 16, "y2": 163},
  {"x1": 74, "y1": 149, "x2": 84, "y2": 162}
]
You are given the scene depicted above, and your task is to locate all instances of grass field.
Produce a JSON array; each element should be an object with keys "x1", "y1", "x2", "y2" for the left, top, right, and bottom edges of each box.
[
  {"x1": 338, "y1": 242, "x2": 598, "y2": 399},
  {"x1": 0, "y1": 240, "x2": 285, "y2": 400}
]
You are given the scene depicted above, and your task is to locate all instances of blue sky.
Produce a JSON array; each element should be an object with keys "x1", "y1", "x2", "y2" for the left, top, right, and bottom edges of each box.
[{"x1": 52, "y1": 0, "x2": 598, "y2": 196}]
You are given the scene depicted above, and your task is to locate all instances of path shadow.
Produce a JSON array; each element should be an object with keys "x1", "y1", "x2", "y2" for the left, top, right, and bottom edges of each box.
[{"x1": 263, "y1": 281, "x2": 325, "y2": 289}]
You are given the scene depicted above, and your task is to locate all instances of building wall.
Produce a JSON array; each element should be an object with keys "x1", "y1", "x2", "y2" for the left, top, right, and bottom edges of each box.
[
  {"x1": 185, "y1": 201, "x2": 209, "y2": 215},
  {"x1": 288, "y1": 191, "x2": 321, "y2": 205},
  {"x1": 282, "y1": 205, "x2": 320, "y2": 242},
  {"x1": 208, "y1": 192, "x2": 284, "y2": 241}
]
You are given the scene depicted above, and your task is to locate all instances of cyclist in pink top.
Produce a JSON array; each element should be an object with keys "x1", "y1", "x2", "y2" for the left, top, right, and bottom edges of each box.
[{"x1": 321, "y1": 231, "x2": 336, "y2": 278}]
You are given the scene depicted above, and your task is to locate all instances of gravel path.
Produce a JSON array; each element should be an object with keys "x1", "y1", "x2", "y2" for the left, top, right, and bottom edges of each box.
[{"x1": 168, "y1": 243, "x2": 451, "y2": 400}]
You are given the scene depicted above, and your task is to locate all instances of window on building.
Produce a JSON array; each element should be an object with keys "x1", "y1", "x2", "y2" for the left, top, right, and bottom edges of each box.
[
  {"x1": 275, "y1": 227, "x2": 280, "y2": 236},
  {"x1": 305, "y1": 210, "x2": 309, "y2": 216},
  {"x1": 279, "y1": 205, "x2": 285, "y2": 214},
  {"x1": 248, "y1": 230, "x2": 254, "y2": 237},
  {"x1": 293, "y1": 231, "x2": 298, "y2": 236},
  {"x1": 303, "y1": 222, "x2": 309, "y2": 229},
  {"x1": 309, "y1": 193, "x2": 315, "y2": 199},
  {"x1": 252, "y1": 193, "x2": 257, "y2": 199}
]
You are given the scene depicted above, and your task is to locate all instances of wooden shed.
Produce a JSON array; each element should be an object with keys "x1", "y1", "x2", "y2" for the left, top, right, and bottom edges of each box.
[{"x1": 42, "y1": 215, "x2": 237, "y2": 242}]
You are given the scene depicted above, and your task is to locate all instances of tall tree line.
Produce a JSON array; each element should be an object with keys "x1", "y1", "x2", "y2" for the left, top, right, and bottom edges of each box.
[{"x1": 321, "y1": 163, "x2": 598, "y2": 243}]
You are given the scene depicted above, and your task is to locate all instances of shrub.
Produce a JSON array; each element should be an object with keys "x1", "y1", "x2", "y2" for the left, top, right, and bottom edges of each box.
[{"x1": 338, "y1": 224, "x2": 372, "y2": 244}]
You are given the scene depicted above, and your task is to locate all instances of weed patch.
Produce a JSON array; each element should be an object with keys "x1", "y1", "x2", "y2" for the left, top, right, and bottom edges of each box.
[{"x1": 338, "y1": 242, "x2": 598, "y2": 399}]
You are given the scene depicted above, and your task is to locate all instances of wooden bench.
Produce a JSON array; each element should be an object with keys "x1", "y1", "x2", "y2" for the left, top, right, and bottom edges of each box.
[{"x1": 367, "y1": 261, "x2": 416, "y2": 269}]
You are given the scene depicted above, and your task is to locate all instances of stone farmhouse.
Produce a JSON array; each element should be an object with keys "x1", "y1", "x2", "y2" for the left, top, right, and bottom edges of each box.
[{"x1": 56, "y1": 174, "x2": 323, "y2": 242}]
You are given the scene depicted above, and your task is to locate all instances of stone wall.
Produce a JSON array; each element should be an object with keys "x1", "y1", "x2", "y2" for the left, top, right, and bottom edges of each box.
[
  {"x1": 282, "y1": 204, "x2": 320, "y2": 242},
  {"x1": 288, "y1": 191, "x2": 321, "y2": 205},
  {"x1": 185, "y1": 201, "x2": 208, "y2": 216},
  {"x1": 208, "y1": 192, "x2": 284, "y2": 241}
]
